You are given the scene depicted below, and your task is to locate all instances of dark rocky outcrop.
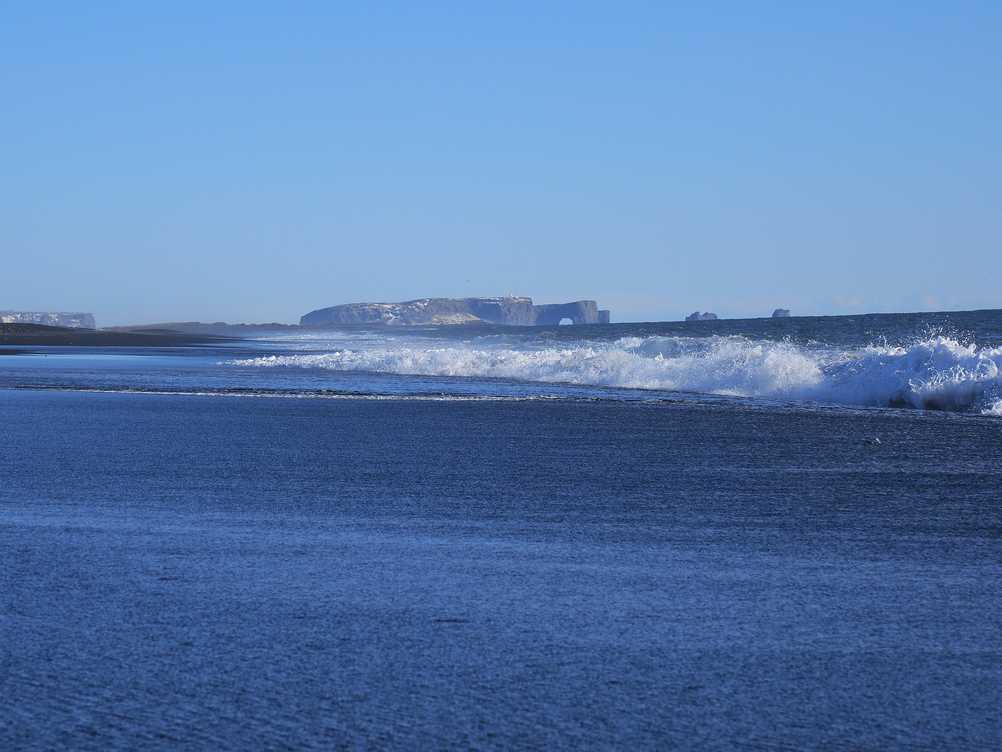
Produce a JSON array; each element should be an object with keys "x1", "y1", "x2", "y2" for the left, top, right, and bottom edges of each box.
[
  {"x1": 0, "y1": 311, "x2": 95, "y2": 329},
  {"x1": 300, "y1": 297, "x2": 610, "y2": 327},
  {"x1": 686, "y1": 311, "x2": 718, "y2": 321},
  {"x1": 772, "y1": 308, "x2": 791, "y2": 318}
]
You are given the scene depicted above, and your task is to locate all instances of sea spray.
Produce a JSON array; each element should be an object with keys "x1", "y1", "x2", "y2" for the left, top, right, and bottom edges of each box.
[
  {"x1": 227, "y1": 334, "x2": 1002, "y2": 413},
  {"x1": 229, "y1": 336, "x2": 823, "y2": 397},
  {"x1": 822, "y1": 337, "x2": 1002, "y2": 410}
]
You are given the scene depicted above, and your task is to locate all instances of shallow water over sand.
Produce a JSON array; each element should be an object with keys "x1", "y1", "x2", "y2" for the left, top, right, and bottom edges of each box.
[{"x1": 2, "y1": 389, "x2": 1001, "y2": 749}]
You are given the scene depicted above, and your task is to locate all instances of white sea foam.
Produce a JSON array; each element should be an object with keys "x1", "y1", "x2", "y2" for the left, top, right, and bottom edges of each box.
[
  {"x1": 820, "y1": 337, "x2": 1002, "y2": 411},
  {"x1": 227, "y1": 335, "x2": 1002, "y2": 412}
]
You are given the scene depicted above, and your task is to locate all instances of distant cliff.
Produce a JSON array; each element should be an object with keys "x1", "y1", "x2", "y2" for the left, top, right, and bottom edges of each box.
[
  {"x1": 301, "y1": 297, "x2": 611, "y2": 327},
  {"x1": 686, "y1": 311, "x2": 718, "y2": 321},
  {"x1": 0, "y1": 311, "x2": 95, "y2": 329}
]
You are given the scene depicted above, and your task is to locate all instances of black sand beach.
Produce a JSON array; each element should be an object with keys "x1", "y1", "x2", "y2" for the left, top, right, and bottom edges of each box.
[{"x1": 0, "y1": 324, "x2": 229, "y2": 348}]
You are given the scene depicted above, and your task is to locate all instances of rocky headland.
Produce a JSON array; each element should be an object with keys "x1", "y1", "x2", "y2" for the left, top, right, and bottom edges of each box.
[
  {"x1": 1, "y1": 311, "x2": 96, "y2": 328},
  {"x1": 300, "y1": 297, "x2": 611, "y2": 327}
]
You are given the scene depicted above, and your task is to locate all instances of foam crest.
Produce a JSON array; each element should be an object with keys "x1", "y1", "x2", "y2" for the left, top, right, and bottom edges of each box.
[
  {"x1": 230, "y1": 336, "x2": 823, "y2": 397},
  {"x1": 228, "y1": 335, "x2": 1002, "y2": 413},
  {"x1": 820, "y1": 337, "x2": 1002, "y2": 411}
]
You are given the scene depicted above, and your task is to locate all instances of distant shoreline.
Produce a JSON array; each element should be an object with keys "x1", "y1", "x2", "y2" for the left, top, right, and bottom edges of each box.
[
  {"x1": 104, "y1": 306, "x2": 1002, "y2": 334},
  {"x1": 0, "y1": 324, "x2": 232, "y2": 348}
]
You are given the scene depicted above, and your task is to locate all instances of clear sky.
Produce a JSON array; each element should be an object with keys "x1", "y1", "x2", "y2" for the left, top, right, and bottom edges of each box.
[{"x1": 2, "y1": 2, "x2": 999, "y2": 325}]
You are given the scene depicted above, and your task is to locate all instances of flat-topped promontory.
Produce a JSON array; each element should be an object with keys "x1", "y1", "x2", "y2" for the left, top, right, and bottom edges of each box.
[
  {"x1": 300, "y1": 297, "x2": 611, "y2": 327},
  {"x1": 1, "y1": 311, "x2": 96, "y2": 328}
]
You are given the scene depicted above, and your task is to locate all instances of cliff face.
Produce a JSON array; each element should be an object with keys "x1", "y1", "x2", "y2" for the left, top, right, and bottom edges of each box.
[
  {"x1": 0, "y1": 311, "x2": 95, "y2": 329},
  {"x1": 300, "y1": 297, "x2": 610, "y2": 327},
  {"x1": 533, "y1": 301, "x2": 599, "y2": 326}
]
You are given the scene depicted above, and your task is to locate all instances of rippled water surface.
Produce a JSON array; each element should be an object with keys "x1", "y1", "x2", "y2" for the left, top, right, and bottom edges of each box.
[{"x1": 2, "y1": 310, "x2": 1001, "y2": 749}]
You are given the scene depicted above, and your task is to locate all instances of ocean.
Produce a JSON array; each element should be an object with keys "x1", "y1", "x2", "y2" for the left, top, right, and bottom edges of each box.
[{"x1": 2, "y1": 310, "x2": 1001, "y2": 749}]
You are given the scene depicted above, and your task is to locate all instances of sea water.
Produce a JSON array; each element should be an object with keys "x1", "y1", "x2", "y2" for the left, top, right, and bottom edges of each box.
[{"x1": 2, "y1": 310, "x2": 1001, "y2": 749}]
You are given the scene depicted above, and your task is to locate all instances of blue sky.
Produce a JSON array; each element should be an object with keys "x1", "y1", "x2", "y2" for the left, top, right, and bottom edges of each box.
[{"x1": 2, "y1": 2, "x2": 999, "y2": 325}]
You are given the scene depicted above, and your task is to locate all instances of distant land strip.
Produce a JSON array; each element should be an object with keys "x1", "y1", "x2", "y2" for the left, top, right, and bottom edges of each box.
[{"x1": 0, "y1": 323, "x2": 229, "y2": 347}]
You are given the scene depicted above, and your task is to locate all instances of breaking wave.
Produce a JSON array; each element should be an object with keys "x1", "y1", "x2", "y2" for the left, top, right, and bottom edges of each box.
[{"x1": 228, "y1": 335, "x2": 1002, "y2": 413}]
